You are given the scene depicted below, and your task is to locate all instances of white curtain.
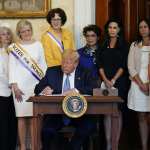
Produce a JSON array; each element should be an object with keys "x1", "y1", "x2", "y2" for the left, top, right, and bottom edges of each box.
[{"x1": 74, "y1": 0, "x2": 95, "y2": 49}]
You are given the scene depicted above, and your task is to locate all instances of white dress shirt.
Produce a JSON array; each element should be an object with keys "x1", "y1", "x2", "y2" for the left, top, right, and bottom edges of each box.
[
  {"x1": 0, "y1": 48, "x2": 11, "y2": 97},
  {"x1": 62, "y1": 70, "x2": 75, "y2": 93}
]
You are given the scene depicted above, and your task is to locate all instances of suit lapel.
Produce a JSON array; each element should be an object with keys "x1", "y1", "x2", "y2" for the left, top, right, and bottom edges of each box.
[
  {"x1": 57, "y1": 69, "x2": 63, "y2": 93},
  {"x1": 75, "y1": 66, "x2": 81, "y2": 88}
]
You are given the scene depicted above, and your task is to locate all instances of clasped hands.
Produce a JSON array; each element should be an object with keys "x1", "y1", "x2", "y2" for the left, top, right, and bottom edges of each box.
[
  {"x1": 104, "y1": 78, "x2": 116, "y2": 88},
  {"x1": 139, "y1": 82, "x2": 149, "y2": 96}
]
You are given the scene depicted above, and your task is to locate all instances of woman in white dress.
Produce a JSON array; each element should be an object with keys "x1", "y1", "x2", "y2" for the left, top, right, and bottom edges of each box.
[
  {"x1": 0, "y1": 26, "x2": 17, "y2": 150},
  {"x1": 128, "y1": 19, "x2": 150, "y2": 150},
  {"x1": 9, "y1": 20, "x2": 47, "y2": 150}
]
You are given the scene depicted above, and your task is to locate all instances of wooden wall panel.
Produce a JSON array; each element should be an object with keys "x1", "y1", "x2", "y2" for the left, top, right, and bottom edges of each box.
[
  {"x1": 96, "y1": 0, "x2": 149, "y2": 42},
  {"x1": 108, "y1": 0, "x2": 127, "y2": 40},
  {"x1": 138, "y1": 0, "x2": 146, "y2": 20},
  {"x1": 124, "y1": 0, "x2": 130, "y2": 41},
  {"x1": 146, "y1": 1, "x2": 150, "y2": 19},
  {"x1": 96, "y1": 0, "x2": 109, "y2": 34},
  {"x1": 108, "y1": 0, "x2": 124, "y2": 21},
  {"x1": 146, "y1": 0, "x2": 150, "y2": 19},
  {"x1": 129, "y1": 0, "x2": 138, "y2": 42},
  {"x1": 96, "y1": 0, "x2": 129, "y2": 41}
]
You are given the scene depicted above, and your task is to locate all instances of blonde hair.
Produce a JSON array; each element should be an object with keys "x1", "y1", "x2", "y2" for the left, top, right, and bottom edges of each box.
[
  {"x1": 0, "y1": 26, "x2": 13, "y2": 48},
  {"x1": 62, "y1": 49, "x2": 79, "y2": 63},
  {"x1": 16, "y1": 19, "x2": 33, "y2": 38}
]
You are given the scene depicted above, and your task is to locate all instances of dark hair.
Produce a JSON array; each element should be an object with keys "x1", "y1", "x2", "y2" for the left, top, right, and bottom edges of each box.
[
  {"x1": 102, "y1": 18, "x2": 125, "y2": 48},
  {"x1": 83, "y1": 24, "x2": 101, "y2": 37},
  {"x1": 46, "y1": 8, "x2": 67, "y2": 26},
  {"x1": 135, "y1": 18, "x2": 150, "y2": 44}
]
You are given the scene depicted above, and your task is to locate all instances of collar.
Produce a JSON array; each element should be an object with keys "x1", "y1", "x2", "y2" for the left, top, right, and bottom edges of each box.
[
  {"x1": 64, "y1": 69, "x2": 76, "y2": 77},
  {"x1": 83, "y1": 45, "x2": 98, "y2": 56}
]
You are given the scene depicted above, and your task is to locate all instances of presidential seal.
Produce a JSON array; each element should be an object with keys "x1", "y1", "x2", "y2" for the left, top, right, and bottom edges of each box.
[{"x1": 62, "y1": 93, "x2": 87, "y2": 118}]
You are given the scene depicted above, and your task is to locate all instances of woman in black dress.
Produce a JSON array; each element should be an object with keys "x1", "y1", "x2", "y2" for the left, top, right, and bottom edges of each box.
[{"x1": 96, "y1": 19, "x2": 129, "y2": 150}]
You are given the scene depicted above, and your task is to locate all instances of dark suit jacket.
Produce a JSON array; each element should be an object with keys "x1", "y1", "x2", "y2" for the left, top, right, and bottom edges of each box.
[{"x1": 34, "y1": 65, "x2": 98, "y2": 95}]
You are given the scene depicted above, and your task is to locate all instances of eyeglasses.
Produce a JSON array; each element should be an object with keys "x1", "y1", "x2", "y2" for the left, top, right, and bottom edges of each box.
[
  {"x1": 51, "y1": 18, "x2": 61, "y2": 22},
  {"x1": 85, "y1": 34, "x2": 97, "y2": 38},
  {"x1": 0, "y1": 33, "x2": 11, "y2": 36},
  {"x1": 20, "y1": 29, "x2": 32, "y2": 34}
]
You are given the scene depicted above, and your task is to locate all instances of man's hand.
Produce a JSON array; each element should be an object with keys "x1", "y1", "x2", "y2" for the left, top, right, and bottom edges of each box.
[
  {"x1": 62, "y1": 88, "x2": 79, "y2": 96},
  {"x1": 41, "y1": 86, "x2": 53, "y2": 95}
]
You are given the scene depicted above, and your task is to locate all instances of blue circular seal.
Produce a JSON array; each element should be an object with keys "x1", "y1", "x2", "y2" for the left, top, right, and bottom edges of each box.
[{"x1": 62, "y1": 93, "x2": 87, "y2": 118}]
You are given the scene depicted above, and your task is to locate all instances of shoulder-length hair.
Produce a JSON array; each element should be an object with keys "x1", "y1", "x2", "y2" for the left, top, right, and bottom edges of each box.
[
  {"x1": 134, "y1": 18, "x2": 150, "y2": 45},
  {"x1": 102, "y1": 18, "x2": 125, "y2": 49},
  {"x1": 0, "y1": 26, "x2": 13, "y2": 48},
  {"x1": 16, "y1": 19, "x2": 33, "y2": 39}
]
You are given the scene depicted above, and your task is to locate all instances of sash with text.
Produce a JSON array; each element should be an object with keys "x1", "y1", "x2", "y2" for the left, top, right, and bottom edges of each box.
[{"x1": 9, "y1": 43, "x2": 44, "y2": 81}]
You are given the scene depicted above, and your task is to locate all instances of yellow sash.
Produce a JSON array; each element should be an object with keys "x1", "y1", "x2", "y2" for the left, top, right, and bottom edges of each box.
[{"x1": 9, "y1": 43, "x2": 44, "y2": 81}]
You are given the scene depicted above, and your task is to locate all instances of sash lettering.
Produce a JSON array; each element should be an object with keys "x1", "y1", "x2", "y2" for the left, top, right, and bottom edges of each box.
[{"x1": 9, "y1": 43, "x2": 44, "y2": 81}]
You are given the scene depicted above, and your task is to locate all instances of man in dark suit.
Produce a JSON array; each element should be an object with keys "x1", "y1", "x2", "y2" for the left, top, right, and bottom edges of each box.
[{"x1": 34, "y1": 50, "x2": 99, "y2": 150}]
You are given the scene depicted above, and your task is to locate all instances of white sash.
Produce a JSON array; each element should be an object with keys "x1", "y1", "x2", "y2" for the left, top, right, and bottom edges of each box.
[
  {"x1": 47, "y1": 31, "x2": 64, "y2": 53},
  {"x1": 9, "y1": 43, "x2": 44, "y2": 81}
]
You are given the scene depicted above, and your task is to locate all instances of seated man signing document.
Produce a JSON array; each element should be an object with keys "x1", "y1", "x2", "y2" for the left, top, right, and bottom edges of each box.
[
  {"x1": 34, "y1": 49, "x2": 98, "y2": 96},
  {"x1": 34, "y1": 50, "x2": 98, "y2": 150}
]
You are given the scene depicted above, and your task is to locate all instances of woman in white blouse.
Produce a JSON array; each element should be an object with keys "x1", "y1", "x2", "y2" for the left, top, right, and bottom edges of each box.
[
  {"x1": 128, "y1": 19, "x2": 150, "y2": 150},
  {"x1": 0, "y1": 26, "x2": 17, "y2": 150},
  {"x1": 9, "y1": 20, "x2": 47, "y2": 150}
]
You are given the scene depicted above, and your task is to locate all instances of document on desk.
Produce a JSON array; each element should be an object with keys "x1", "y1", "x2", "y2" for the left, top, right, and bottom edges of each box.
[
  {"x1": 40, "y1": 94, "x2": 63, "y2": 96},
  {"x1": 40, "y1": 93, "x2": 91, "y2": 96}
]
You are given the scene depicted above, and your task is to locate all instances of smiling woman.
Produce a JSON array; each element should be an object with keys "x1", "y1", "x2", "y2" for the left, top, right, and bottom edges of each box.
[
  {"x1": 127, "y1": 19, "x2": 150, "y2": 150},
  {"x1": 0, "y1": 0, "x2": 49, "y2": 18},
  {"x1": 0, "y1": 26, "x2": 17, "y2": 150},
  {"x1": 41, "y1": 8, "x2": 75, "y2": 67},
  {"x1": 8, "y1": 19, "x2": 47, "y2": 150}
]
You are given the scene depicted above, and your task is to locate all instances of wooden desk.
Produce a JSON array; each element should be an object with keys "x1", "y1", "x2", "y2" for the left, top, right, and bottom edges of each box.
[{"x1": 29, "y1": 95, "x2": 123, "y2": 150}]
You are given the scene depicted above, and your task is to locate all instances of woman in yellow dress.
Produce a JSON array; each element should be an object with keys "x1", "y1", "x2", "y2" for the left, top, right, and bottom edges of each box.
[{"x1": 41, "y1": 8, "x2": 75, "y2": 67}]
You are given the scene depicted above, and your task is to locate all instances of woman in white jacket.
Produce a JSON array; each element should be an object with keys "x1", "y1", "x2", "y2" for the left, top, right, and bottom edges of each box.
[
  {"x1": 9, "y1": 19, "x2": 47, "y2": 150},
  {"x1": 128, "y1": 19, "x2": 150, "y2": 150},
  {"x1": 0, "y1": 26, "x2": 17, "y2": 150}
]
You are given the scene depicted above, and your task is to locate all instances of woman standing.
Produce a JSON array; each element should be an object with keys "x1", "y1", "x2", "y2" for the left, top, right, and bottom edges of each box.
[
  {"x1": 0, "y1": 26, "x2": 17, "y2": 150},
  {"x1": 78, "y1": 24, "x2": 101, "y2": 78},
  {"x1": 41, "y1": 8, "x2": 75, "y2": 67},
  {"x1": 96, "y1": 19, "x2": 129, "y2": 150},
  {"x1": 9, "y1": 20, "x2": 47, "y2": 150},
  {"x1": 128, "y1": 19, "x2": 150, "y2": 150}
]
